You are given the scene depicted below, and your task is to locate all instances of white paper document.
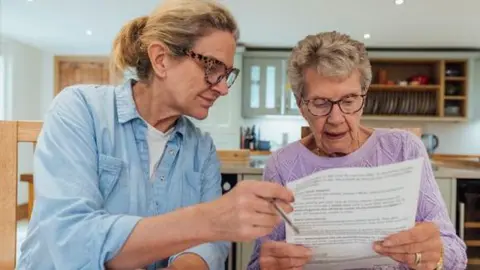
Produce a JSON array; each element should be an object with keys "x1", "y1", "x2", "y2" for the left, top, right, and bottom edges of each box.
[{"x1": 286, "y1": 158, "x2": 424, "y2": 270}]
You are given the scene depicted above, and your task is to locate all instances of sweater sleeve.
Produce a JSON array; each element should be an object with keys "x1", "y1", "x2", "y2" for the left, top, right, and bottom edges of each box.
[{"x1": 404, "y1": 132, "x2": 467, "y2": 269}]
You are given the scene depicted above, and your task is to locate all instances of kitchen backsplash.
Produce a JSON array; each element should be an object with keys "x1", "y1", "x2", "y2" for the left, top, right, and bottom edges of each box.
[{"x1": 242, "y1": 117, "x2": 480, "y2": 154}]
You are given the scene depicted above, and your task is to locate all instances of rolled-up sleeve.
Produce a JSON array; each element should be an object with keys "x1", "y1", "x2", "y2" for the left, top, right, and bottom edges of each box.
[
  {"x1": 407, "y1": 134, "x2": 467, "y2": 269},
  {"x1": 33, "y1": 89, "x2": 142, "y2": 269},
  {"x1": 168, "y1": 141, "x2": 229, "y2": 269}
]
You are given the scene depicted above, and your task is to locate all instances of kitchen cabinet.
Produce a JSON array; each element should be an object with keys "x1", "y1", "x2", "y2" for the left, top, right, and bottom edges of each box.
[
  {"x1": 242, "y1": 50, "x2": 480, "y2": 121},
  {"x1": 242, "y1": 50, "x2": 301, "y2": 118},
  {"x1": 363, "y1": 58, "x2": 471, "y2": 122},
  {"x1": 54, "y1": 56, "x2": 120, "y2": 95},
  {"x1": 242, "y1": 57, "x2": 284, "y2": 117},
  {"x1": 242, "y1": 53, "x2": 299, "y2": 118},
  {"x1": 435, "y1": 177, "x2": 457, "y2": 225},
  {"x1": 236, "y1": 241, "x2": 256, "y2": 270}
]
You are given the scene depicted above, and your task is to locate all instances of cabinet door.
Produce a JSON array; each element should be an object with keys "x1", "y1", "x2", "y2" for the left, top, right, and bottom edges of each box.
[
  {"x1": 236, "y1": 241, "x2": 256, "y2": 270},
  {"x1": 54, "y1": 56, "x2": 111, "y2": 95},
  {"x1": 435, "y1": 177, "x2": 457, "y2": 225},
  {"x1": 282, "y1": 59, "x2": 301, "y2": 116},
  {"x1": 242, "y1": 58, "x2": 283, "y2": 117},
  {"x1": 284, "y1": 83, "x2": 301, "y2": 115}
]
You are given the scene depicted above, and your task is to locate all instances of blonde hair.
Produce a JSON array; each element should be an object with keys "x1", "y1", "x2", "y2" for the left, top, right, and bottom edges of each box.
[
  {"x1": 111, "y1": 0, "x2": 239, "y2": 81},
  {"x1": 287, "y1": 31, "x2": 372, "y2": 99}
]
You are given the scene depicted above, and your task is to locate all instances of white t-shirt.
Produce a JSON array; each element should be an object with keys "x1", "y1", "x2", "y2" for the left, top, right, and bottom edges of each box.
[{"x1": 146, "y1": 123, "x2": 173, "y2": 179}]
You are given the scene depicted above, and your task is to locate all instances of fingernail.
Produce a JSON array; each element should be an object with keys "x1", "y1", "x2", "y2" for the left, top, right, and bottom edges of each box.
[
  {"x1": 382, "y1": 240, "x2": 392, "y2": 247},
  {"x1": 373, "y1": 244, "x2": 382, "y2": 251}
]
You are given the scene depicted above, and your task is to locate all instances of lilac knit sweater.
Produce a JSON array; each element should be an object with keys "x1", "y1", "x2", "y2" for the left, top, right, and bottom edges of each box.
[{"x1": 246, "y1": 128, "x2": 466, "y2": 270}]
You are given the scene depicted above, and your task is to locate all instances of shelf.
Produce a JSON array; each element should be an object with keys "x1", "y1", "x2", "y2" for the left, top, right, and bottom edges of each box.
[
  {"x1": 445, "y1": 76, "x2": 466, "y2": 81},
  {"x1": 444, "y1": 95, "x2": 466, "y2": 100},
  {"x1": 369, "y1": 84, "x2": 440, "y2": 91},
  {"x1": 469, "y1": 258, "x2": 480, "y2": 265},
  {"x1": 361, "y1": 115, "x2": 468, "y2": 122},
  {"x1": 465, "y1": 222, "x2": 480, "y2": 228},
  {"x1": 466, "y1": 240, "x2": 480, "y2": 247}
]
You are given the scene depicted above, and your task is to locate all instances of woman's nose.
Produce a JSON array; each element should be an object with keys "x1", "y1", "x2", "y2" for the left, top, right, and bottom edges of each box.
[
  {"x1": 212, "y1": 78, "x2": 229, "y2": 96},
  {"x1": 327, "y1": 104, "x2": 345, "y2": 123}
]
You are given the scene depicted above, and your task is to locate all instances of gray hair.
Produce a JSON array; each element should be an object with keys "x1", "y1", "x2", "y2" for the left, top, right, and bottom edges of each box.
[{"x1": 287, "y1": 31, "x2": 372, "y2": 99}]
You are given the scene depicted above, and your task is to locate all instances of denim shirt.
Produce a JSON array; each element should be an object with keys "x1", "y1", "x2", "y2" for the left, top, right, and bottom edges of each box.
[{"x1": 17, "y1": 80, "x2": 229, "y2": 270}]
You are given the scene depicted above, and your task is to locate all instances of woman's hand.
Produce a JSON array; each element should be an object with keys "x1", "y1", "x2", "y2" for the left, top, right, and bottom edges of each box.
[
  {"x1": 203, "y1": 180, "x2": 294, "y2": 242},
  {"x1": 373, "y1": 222, "x2": 443, "y2": 270},
  {"x1": 259, "y1": 241, "x2": 312, "y2": 270}
]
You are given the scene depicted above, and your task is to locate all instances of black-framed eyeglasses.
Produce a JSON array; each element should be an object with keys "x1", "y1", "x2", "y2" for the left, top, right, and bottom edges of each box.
[
  {"x1": 301, "y1": 93, "x2": 366, "y2": 117},
  {"x1": 183, "y1": 49, "x2": 240, "y2": 88}
]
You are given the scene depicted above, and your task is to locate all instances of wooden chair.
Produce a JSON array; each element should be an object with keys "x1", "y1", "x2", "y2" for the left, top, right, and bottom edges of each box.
[{"x1": 0, "y1": 121, "x2": 43, "y2": 270}]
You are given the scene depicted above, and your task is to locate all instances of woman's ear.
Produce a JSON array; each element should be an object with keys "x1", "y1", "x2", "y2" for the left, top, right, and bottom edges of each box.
[{"x1": 147, "y1": 41, "x2": 169, "y2": 78}]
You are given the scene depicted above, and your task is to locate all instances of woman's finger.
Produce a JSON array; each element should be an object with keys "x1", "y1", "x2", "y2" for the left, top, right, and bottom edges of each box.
[
  {"x1": 382, "y1": 222, "x2": 439, "y2": 247},
  {"x1": 250, "y1": 197, "x2": 277, "y2": 215},
  {"x1": 381, "y1": 251, "x2": 440, "y2": 269},
  {"x1": 251, "y1": 197, "x2": 294, "y2": 216},
  {"x1": 373, "y1": 237, "x2": 440, "y2": 254},
  {"x1": 250, "y1": 211, "x2": 282, "y2": 228}
]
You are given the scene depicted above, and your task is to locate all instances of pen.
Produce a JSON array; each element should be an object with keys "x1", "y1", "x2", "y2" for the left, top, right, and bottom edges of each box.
[{"x1": 270, "y1": 199, "x2": 300, "y2": 234}]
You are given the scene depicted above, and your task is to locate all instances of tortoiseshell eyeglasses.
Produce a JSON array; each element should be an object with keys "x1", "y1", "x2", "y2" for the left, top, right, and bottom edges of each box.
[{"x1": 183, "y1": 49, "x2": 240, "y2": 88}]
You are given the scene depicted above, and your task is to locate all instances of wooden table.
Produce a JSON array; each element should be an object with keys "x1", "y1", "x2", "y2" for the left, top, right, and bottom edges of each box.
[{"x1": 20, "y1": 173, "x2": 34, "y2": 219}]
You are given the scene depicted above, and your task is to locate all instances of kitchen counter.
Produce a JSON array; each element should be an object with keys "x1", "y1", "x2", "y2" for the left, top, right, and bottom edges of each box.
[
  {"x1": 219, "y1": 159, "x2": 480, "y2": 179},
  {"x1": 433, "y1": 166, "x2": 480, "y2": 179},
  {"x1": 432, "y1": 160, "x2": 480, "y2": 179},
  {"x1": 220, "y1": 160, "x2": 264, "y2": 175}
]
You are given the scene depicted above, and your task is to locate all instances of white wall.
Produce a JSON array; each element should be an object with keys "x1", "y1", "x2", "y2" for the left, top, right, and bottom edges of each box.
[{"x1": 1, "y1": 37, "x2": 54, "y2": 204}]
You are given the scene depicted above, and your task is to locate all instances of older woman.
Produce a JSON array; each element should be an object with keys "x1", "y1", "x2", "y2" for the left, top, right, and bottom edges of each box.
[
  {"x1": 247, "y1": 31, "x2": 467, "y2": 270},
  {"x1": 17, "y1": 0, "x2": 294, "y2": 269}
]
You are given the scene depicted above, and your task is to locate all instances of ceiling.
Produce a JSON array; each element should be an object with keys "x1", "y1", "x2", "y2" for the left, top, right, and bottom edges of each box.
[{"x1": 2, "y1": 0, "x2": 480, "y2": 55}]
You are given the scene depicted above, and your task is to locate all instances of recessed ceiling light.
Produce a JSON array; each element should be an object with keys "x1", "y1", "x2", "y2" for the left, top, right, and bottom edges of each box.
[
  {"x1": 27, "y1": 0, "x2": 34, "y2": 2},
  {"x1": 85, "y1": 30, "x2": 93, "y2": 36},
  {"x1": 395, "y1": 0, "x2": 404, "y2": 5},
  {"x1": 363, "y1": 33, "x2": 371, "y2": 39}
]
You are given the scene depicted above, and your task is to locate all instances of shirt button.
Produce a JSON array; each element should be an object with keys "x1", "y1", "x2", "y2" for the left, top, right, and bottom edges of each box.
[
  {"x1": 160, "y1": 175, "x2": 165, "y2": 181},
  {"x1": 169, "y1": 149, "x2": 175, "y2": 155}
]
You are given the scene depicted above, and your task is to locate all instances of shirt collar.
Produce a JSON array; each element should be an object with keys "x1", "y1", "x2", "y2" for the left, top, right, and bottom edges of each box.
[{"x1": 114, "y1": 79, "x2": 187, "y2": 137}]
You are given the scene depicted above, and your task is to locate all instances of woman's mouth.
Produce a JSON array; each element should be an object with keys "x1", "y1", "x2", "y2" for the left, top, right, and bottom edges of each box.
[
  {"x1": 199, "y1": 96, "x2": 215, "y2": 107},
  {"x1": 324, "y1": 131, "x2": 348, "y2": 140}
]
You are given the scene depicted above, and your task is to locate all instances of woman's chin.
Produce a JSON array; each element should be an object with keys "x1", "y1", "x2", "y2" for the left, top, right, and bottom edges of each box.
[{"x1": 187, "y1": 107, "x2": 210, "y2": 120}]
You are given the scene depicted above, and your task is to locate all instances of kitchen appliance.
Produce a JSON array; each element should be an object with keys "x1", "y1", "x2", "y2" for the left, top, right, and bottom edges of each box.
[
  {"x1": 421, "y1": 133, "x2": 439, "y2": 156},
  {"x1": 457, "y1": 180, "x2": 480, "y2": 267}
]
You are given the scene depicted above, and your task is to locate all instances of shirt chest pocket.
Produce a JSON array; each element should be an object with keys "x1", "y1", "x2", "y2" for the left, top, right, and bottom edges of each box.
[
  {"x1": 182, "y1": 170, "x2": 202, "y2": 207},
  {"x1": 98, "y1": 154, "x2": 124, "y2": 200}
]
